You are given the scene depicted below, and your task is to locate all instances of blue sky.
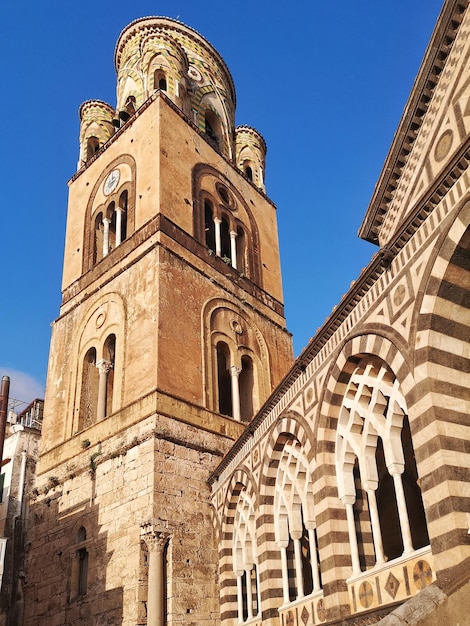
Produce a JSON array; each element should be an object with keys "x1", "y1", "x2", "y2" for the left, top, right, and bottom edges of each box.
[{"x1": 0, "y1": 1, "x2": 443, "y2": 405}]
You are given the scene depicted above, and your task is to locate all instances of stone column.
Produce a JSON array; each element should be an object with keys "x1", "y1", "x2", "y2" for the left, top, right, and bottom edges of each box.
[
  {"x1": 214, "y1": 217, "x2": 222, "y2": 257},
  {"x1": 230, "y1": 230, "x2": 238, "y2": 269},
  {"x1": 389, "y1": 465, "x2": 414, "y2": 554},
  {"x1": 115, "y1": 207, "x2": 125, "y2": 246},
  {"x1": 279, "y1": 542, "x2": 290, "y2": 604},
  {"x1": 230, "y1": 365, "x2": 242, "y2": 422},
  {"x1": 292, "y1": 534, "x2": 304, "y2": 599},
  {"x1": 102, "y1": 217, "x2": 111, "y2": 257},
  {"x1": 342, "y1": 495, "x2": 361, "y2": 575},
  {"x1": 364, "y1": 484, "x2": 385, "y2": 565},
  {"x1": 245, "y1": 568, "x2": 253, "y2": 619},
  {"x1": 96, "y1": 359, "x2": 112, "y2": 421},
  {"x1": 307, "y1": 527, "x2": 321, "y2": 591},
  {"x1": 236, "y1": 572, "x2": 244, "y2": 623},
  {"x1": 145, "y1": 532, "x2": 169, "y2": 626}
]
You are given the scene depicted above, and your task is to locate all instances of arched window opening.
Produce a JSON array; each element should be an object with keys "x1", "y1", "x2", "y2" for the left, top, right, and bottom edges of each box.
[
  {"x1": 400, "y1": 416, "x2": 429, "y2": 550},
  {"x1": 86, "y1": 137, "x2": 100, "y2": 160},
  {"x1": 336, "y1": 356, "x2": 430, "y2": 576},
  {"x1": 236, "y1": 226, "x2": 246, "y2": 274},
  {"x1": 107, "y1": 202, "x2": 116, "y2": 253},
  {"x1": 244, "y1": 165, "x2": 253, "y2": 181},
  {"x1": 216, "y1": 342, "x2": 232, "y2": 417},
  {"x1": 239, "y1": 355, "x2": 254, "y2": 423},
  {"x1": 232, "y1": 484, "x2": 259, "y2": 623},
  {"x1": 220, "y1": 216, "x2": 231, "y2": 261},
  {"x1": 103, "y1": 334, "x2": 116, "y2": 418},
  {"x1": 118, "y1": 190, "x2": 128, "y2": 243},
  {"x1": 154, "y1": 70, "x2": 167, "y2": 92},
  {"x1": 204, "y1": 200, "x2": 216, "y2": 252},
  {"x1": 274, "y1": 438, "x2": 322, "y2": 605},
  {"x1": 93, "y1": 212, "x2": 104, "y2": 265},
  {"x1": 79, "y1": 348, "x2": 99, "y2": 431},
  {"x1": 125, "y1": 95, "x2": 136, "y2": 115},
  {"x1": 204, "y1": 110, "x2": 221, "y2": 150},
  {"x1": 73, "y1": 527, "x2": 89, "y2": 599}
]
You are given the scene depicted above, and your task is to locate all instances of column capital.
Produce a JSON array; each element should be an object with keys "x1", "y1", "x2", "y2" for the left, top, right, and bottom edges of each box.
[
  {"x1": 96, "y1": 359, "x2": 113, "y2": 375},
  {"x1": 102, "y1": 217, "x2": 111, "y2": 225},
  {"x1": 230, "y1": 365, "x2": 242, "y2": 377},
  {"x1": 142, "y1": 530, "x2": 170, "y2": 553}
]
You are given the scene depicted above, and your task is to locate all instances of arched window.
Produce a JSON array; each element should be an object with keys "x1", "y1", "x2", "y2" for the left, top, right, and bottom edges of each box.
[
  {"x1": 220, "y1": 216, "x2": 231, "y2": 261},
  {"x1": 244, "y1": 165, "x2": 253, "y2": 181},
  {"x1": 73, "y1": 527, "x2": 89, "y2": 599},
  {"x1": 216, "y1": 342, "x2": 232, "y2": 417},
  {"x1": 118, "y1": 191, "x2": 128, "y2": 243},
  {"x1": 204, "y1": 200, "x2": 216, "y2": 253},
  {"x1": 336, "y1": 356, "x2": 429, "y2": 575},
  {"x1": 233, "y1": 484, "x2": 259, "y2": 622},
  {"x1": 274, "y1": 437, "x2": 321, "y2": 604},
  {"x1": 79, "y1": 348, "x2": 99, "y2": 431},
  {"x1": 154, "y1": 70, "x2": 167, "y2": 91},
  {"x1": 86, "y1": 137, "x2": 100, "y2": 160},
  {"x1": 103, "y1": 334, "x2": 116, "y2": 418},
  {"x1": 239, "y1": 355, "x2": 254, "y2": 423},
  {"x1": 93, "y1": 212, "x2": 104, "y2": 265},
  {"x1": 236, "y1": 226, "x2": 246, "y2": 274},
  {"x1": 125, "y1": 95, "x2": 136, "y2": 115},
  {"x1": 204, "y1": 110, "x2": 221, "y2": 149}
]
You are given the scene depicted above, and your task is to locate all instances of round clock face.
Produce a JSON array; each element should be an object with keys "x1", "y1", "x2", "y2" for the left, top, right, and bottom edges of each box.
[{"x1": 103, "y1": 169, "x2": 120, "y2": 195}]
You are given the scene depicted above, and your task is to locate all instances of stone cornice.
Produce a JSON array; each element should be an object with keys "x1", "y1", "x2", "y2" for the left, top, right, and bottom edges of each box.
[{"x1": 359, "y1": 0, "x2": 469, "y2": 244}]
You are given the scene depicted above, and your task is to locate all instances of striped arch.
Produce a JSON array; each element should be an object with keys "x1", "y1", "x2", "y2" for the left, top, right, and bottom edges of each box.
[
  {"x1": 413, "y1": 201, "x2": 470, "y2": 592},
  {"x1": 220, "y1": 468, "x2": 258, "y2": 624},
  {"x1": 314, "y1": 334, "x2": 411, "y2": 620},
  {"x1": 258, "y1": 412, "x2": 320, "y2": 612}
]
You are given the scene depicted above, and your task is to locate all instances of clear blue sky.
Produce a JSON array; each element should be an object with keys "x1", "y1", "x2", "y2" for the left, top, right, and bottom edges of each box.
[{"x1": 0, "y1": 1, "x2": 443, "y2": 405}]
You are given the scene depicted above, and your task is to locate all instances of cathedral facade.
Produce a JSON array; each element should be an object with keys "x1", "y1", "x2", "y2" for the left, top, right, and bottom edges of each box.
[{"x1": 23, "y1": 1, "x2": 469, "y2": 625}]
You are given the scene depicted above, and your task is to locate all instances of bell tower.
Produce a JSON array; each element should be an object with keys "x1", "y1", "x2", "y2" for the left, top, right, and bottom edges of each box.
[{"x1": 25, "y1": 17, "x2": 293, "y2": 626}]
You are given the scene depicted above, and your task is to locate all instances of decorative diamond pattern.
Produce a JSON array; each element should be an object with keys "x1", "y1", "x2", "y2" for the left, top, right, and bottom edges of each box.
[
  {"x1": 385, "y1": 572, "x2": 400, "y2": 599},
  {"x1": 300, "y1": 605, "x2": 309, "y2": 624}
]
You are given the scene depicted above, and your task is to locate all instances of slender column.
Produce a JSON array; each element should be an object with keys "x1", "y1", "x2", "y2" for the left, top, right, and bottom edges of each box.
[
  {"x1": 236, "y1": 573, "x2": 244, "y2": 623},
  {"x1": 102, "y1": 217, "x2": 111, "y2": 257},
  {"x1": 279, "y1": 544, "x2": 290, "y2": 604},
  {"x1": 115, "y1": 207, "x2": 125, "y2": 246},
  {"x1": 293, "y1": 535, "x2": 304, "y2": 599},
  {"x1": 230, "y1": 230, "x2": 238, "y2": 269},
  {"x1": 145, "y1": 532, "x2": 169, "y2": 626},
  {"x1": 245, "y1": 568, "x2": 253, "y2": 619},
  {"x1": 307, "y1": 528, "x2": 321, "y2": 591},
  {"x1": 214, "y1": 217, "x2": 222, "y2": 257},
  {"x1": 343, "y1": 496, "x2": 361, "y2": 575},
  {"x1": 96, "y1": 359, "x2": 112, "y2": 421},
  {"x1": 391, "y1": 469, "x2": 414, "y2": 554},
  {"x1": 365, "y1": 486, "x2": 385, "y2": 564},
  {"x1": 230, "y1": 365, "x2": 242, "y2": 422}
]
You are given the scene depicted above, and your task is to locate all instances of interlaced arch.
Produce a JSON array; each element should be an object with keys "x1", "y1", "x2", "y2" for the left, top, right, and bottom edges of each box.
[{"x1": 336, "y1": 355, "x2": 428, "y2": 573}]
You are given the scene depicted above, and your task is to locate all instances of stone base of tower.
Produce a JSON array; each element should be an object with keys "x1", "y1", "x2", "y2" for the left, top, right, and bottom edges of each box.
[{"x1": 24, "y1": 400, "x2": 242, "y2": 626}]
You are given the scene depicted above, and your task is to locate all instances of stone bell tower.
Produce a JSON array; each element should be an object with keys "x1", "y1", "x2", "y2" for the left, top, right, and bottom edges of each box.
[{"x1": 24, "y1": 17, "x2": 293, "y2": 626}]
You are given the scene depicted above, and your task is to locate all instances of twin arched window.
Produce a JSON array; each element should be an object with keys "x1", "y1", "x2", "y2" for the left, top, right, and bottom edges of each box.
[
  {"x1": 216, "y1": 342, "x2": 254, "y2": 423},
  {"x1": 93, "y1": 191, "x2": 128, "y2": 265},
  {"x1": 204, "y1": 199, "x2": 246, "y2": 273},
  {"x1": 79, "y1": 334, "x2": 116, "y2": 431}
]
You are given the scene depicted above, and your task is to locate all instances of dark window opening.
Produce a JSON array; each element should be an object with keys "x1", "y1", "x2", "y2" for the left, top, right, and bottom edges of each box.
[
  {"x1": 236, "y1": 226, "x2": 246, "y2": 274},
  {"x1": 220, "y1": 216, "x2": 231, "y2": 260},
  {"x1": 204, "y1": 200, "x2": 215, "y2": 252},
  {"x1": 216, "y1": 342, "x2": 232, "y2": 416},
  {"x1": 104, "y1": 334, "x2": 116, "y2": 418},
  {"x1": 244, "y1": 166, "x2": 253, "y2": 181},
  {"x1": 79, "y1": 348, "x2": 98, "y2": 431},
  {"x1": 239, "y1": 355, "x2": 254, "y2": 423},
  {"x1": 86, "y1": 137, "x2": 100, "y2": 160}
]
